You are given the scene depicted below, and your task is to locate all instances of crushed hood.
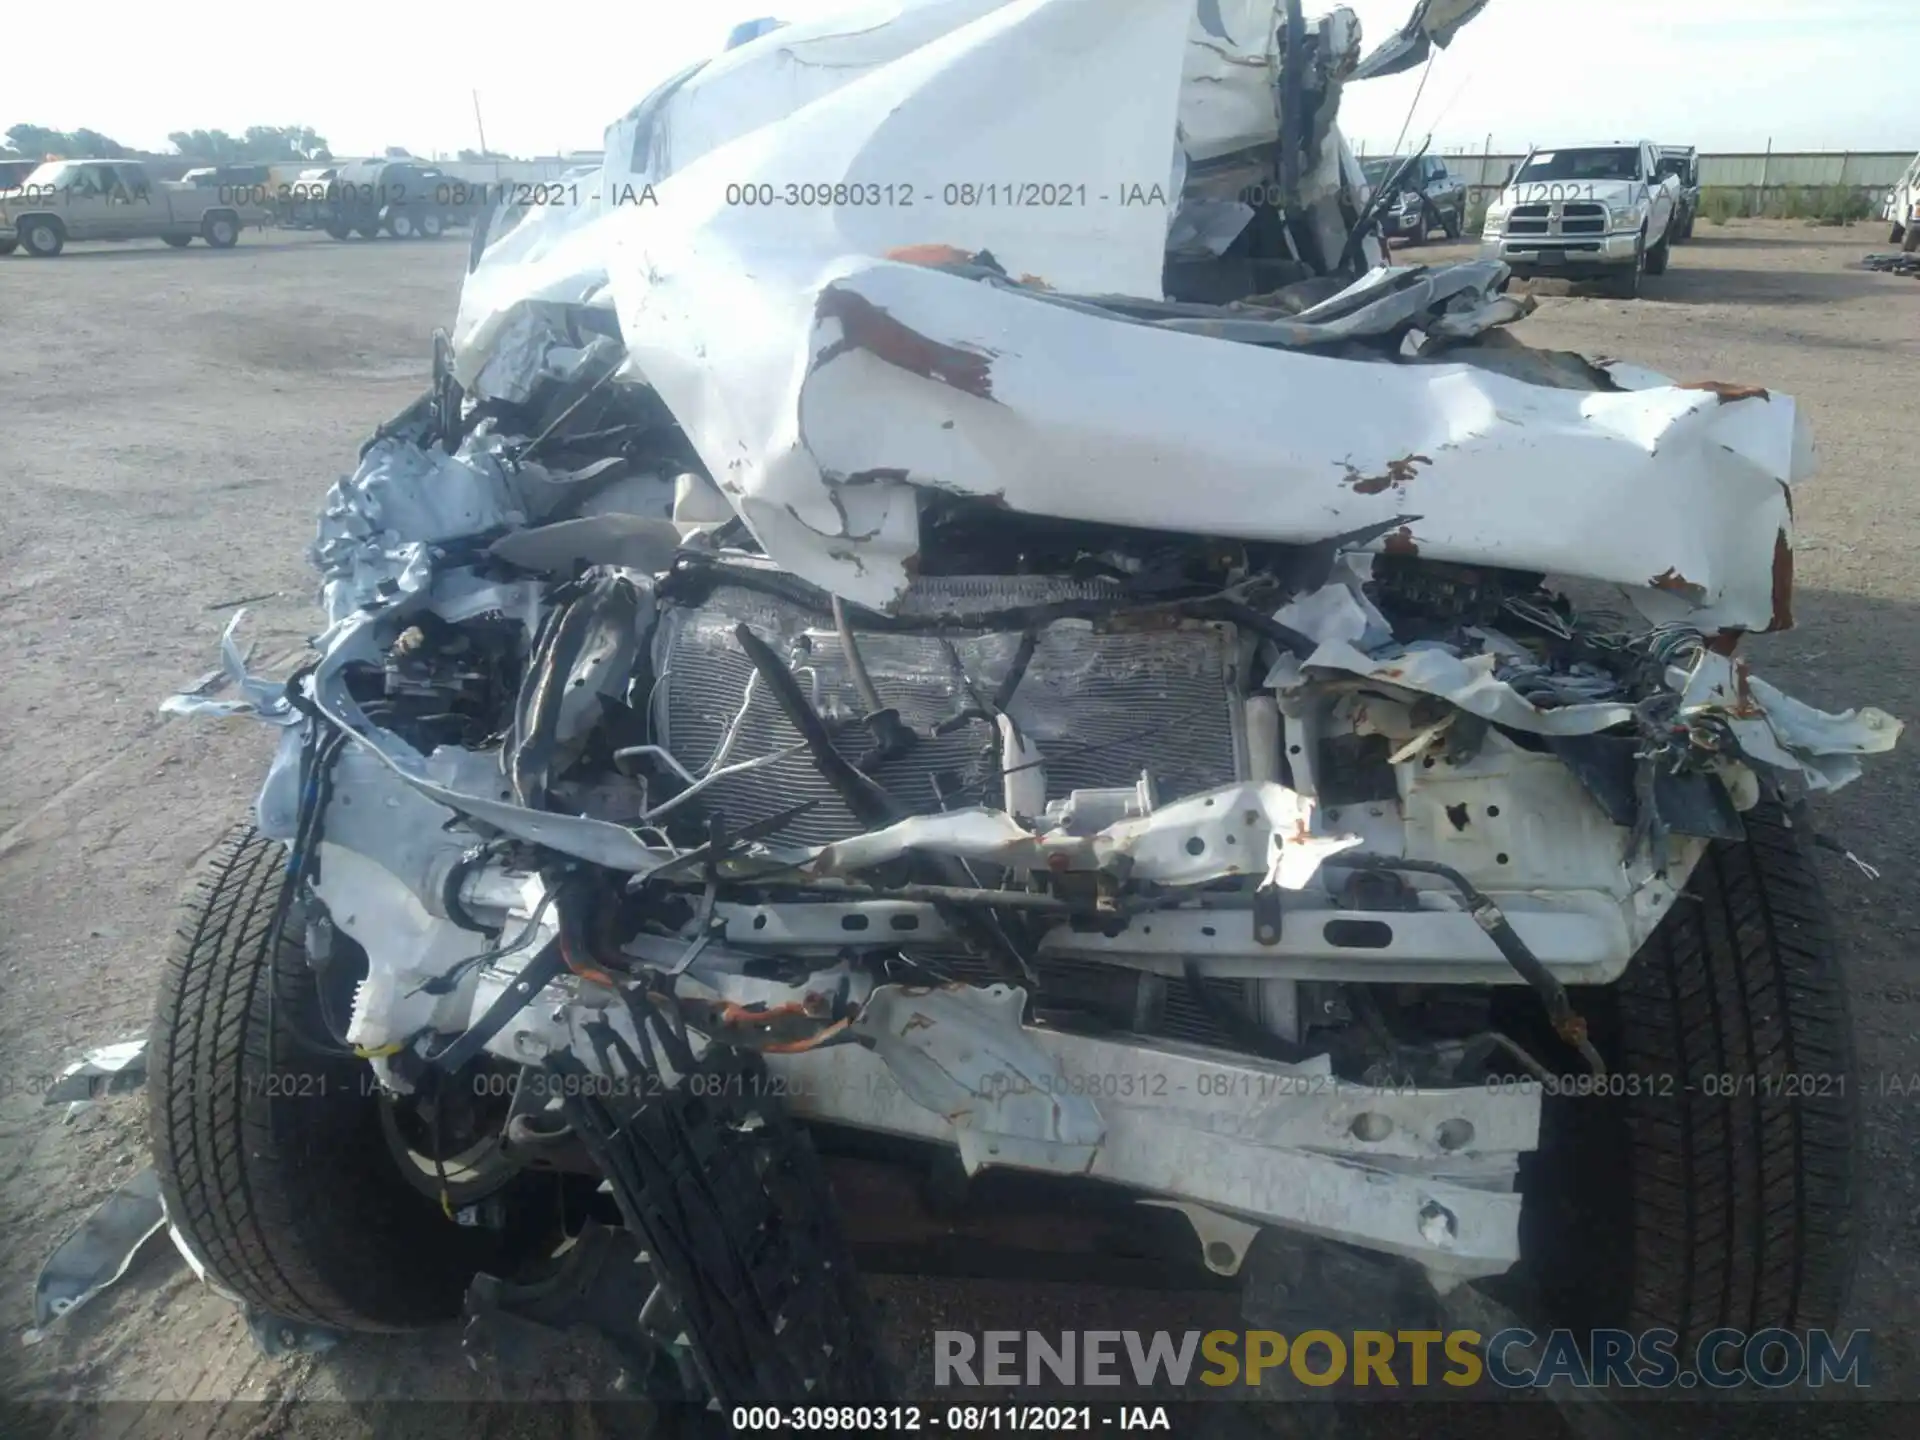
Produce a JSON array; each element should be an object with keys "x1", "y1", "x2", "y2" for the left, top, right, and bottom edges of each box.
[{"x1": 453, "y1": 0, "x2": 1809, "y2": 634}]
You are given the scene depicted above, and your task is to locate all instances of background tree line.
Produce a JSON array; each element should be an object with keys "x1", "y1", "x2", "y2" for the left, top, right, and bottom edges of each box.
[
  {"x1": 5, "y1": 125, "x2": 518, "y2": 165},
  {"x1": 3, "y1": 124, "x2": 332, "y2": 162}
]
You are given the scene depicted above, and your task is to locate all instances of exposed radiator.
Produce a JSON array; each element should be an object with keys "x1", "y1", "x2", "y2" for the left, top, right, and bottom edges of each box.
[{"x1": 650, "y1": 578, "x2": 1246, "y2": 847}]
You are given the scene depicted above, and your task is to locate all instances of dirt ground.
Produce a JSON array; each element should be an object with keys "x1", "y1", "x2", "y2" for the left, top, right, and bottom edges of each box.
[{"x1": 0, "y1": 220, "x2": 1916, "y2": 1439}]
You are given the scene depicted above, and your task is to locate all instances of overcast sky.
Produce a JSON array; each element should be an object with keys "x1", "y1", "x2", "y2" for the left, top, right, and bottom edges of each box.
[{"x1": 7, "y1": 0, "x2": 1916, "y2": 160}]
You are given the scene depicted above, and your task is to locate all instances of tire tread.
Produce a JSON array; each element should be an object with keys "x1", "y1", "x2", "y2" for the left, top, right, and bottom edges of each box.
[
  {"x1": 149, "y1": 824, "x2": 491, "y2": 1330},
  {"x1": 1613, "y1": 805, "x2": 1857, "y2": 1348}
]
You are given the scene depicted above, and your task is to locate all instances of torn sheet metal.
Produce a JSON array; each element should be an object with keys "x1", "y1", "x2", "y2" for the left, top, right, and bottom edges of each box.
[
  {"x1": 310, "y1": 436, "x2": 532, "y2": 625},
  {"x1": 592, "y1": 0, "x2": 1804, "y2": 619},
  {"x1": 805, "y1": 781, "x2": 1361, "y2": 889},
  {"x1": 853, "y1": 983, "x2": 1104, "y2": 1173},
  {"x1": 452, "y1": 0, "x2": 1795, "y2": 630},
  {"x1": 307, "y1": 604, "x2": 676, "y2": 876},
  {"x1": 469, "y1": 303, "x2": 614, "y2": 406},
  {"x1": 452, "y1": 195, "x2": 614, "y2": 395},
  {"x1": 1181, "y1": 4, "x2": 1366, "y2": 173},
  {"x1": 461, "y1": 0, "x2": 1232, "y2": 401},
  {"x1": 1258, "y1": 558, "x2": 1902, "y2": 791},
  {"x1": 1290, "y1": 261, "x2": 1511, "y2": 331},
  {"x1": 44, "y1": 1036, "x2": 148, "y2": 1108},
  {"x1": 1271, "y1": 636, "x2": 1641, "y2": 737},
  {"x1": 159, "y1": 612, "x2": 295, "y2": 724},
  {"x1": 1678, "y1": 651, "x2": 1903, "y2": 792},
  {"x1": 686, "y1": 256, "x2": 1803, "y2": 619},
  {"x1": 608, "y1": 0, "x2": 1194, "y2": 304},
  {"x1": 453, "y1": 0, "x2": 1027, "y2": 388},
  {"x1": 1349, "y1": 0, "x2": 1488, "y2": 81},
  {"x1": 487, "y1": 515, "x2": 681, "y2": 577},
  {"x1": 1166, "y1": 198, "x2": 1257, "y2": 259},
  {"x1": 1182, "y1": 0, "x2": 1290, "y2": 164},
  {"x1": 30, "y1": 1167, "x2": 169, "y2": 1335},
  {"x1": 962, "y1": 258, "x2": 1518, "y2": 350},
  {"x1": 1272, "y1": 551, "x2": 1393, "y2": 649}
]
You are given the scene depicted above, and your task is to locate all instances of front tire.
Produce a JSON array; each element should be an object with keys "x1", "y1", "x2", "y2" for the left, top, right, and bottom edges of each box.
[
  {"x1": 387, "y1": 211, "x2": 418, "y2": 239},
  {"x1": 1441, "y1": 203, "x2": 1463, "y2": 241},
  {"x1": 20, "y1": 217, "x2": 64, "y2": 257},
  {"x1": 149, "y1": 825, "x2": 519, "y2": 1331},
  {"x1": 0, "y1": 238, "x2": 19, "y2": 255},
  {"x1": 420, "y1": 211, "x2": 444, "y2": 239},
  {"x1": 1608, "y1": 234, "x2": 1646, "y2": 298},
  {"x1": 1645, "y1": 230, "x2": 1671, "y2": 275},
  {"x1": 162, "y1": 234, "x2": 193, "y2": 249},
  {"x1": 1515, "y1": 802, "x2": 1857, "y2": 1355},
  {"x1": 1904, "y1": 225, "x2": 1920, "y2": 255}
]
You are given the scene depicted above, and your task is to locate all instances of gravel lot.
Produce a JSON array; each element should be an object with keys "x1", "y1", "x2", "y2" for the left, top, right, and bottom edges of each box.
[{"x1": 1, "y1": 222, "x2": 1916, "y2": 1438}]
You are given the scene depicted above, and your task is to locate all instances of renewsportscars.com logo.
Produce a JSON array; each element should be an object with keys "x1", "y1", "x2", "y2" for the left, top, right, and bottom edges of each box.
[
  {"x1": 933, "y1": 1328, "x2": 1872, "y2": 1390},
  {"x1": 1482, "y1": 1328, "x2": 1871, "y2": 1389}
]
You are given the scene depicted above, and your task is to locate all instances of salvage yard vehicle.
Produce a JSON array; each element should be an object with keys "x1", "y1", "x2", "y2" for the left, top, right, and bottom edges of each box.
[
  {"x1": 276, "y1": 166, "x2": 339, "y2": 228},
  {"x1": 1887, "y1": 150, "x2": 1920, "y2": 252},
  {"x1": 1361, "y1": 152, "x2": 1467, "y2": 243},
  {"x1": 155, "y1": 0, "x2": 1896, "y2": 1408},
  {"x1": 0, "y1": 160, "x2": 31, "y2": 252},
  {"x1": 0, "y1": 158, "x2": 267, "y2": 256},
  {"x1": 319, "y1": 158, "x2": 466, "y2": 240},
  {"x1": 1480, "y1": 140, "x2": 1682, "y2": 296},
  {"x1": 1654, "y1": 143, "x2": 1699, "y2": 241},
  {"x1": 180, "y1": 162, "x2": 275, "y2": 192},
  {"x1": 0, "y1": 157, "x2": 39, "y2": 192}
]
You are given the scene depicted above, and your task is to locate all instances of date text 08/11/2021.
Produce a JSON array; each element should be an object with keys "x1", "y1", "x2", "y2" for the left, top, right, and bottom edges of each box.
[
  {"x1": 180, "y1": 179, "x2": 1170, "y2": 211},
  {"x1": 8, "y1": 1065, "x2": 1912, "y2": 1105},
  {"x1": 729, "y1": 1405, "x2": 1171, "y2": 1432},
  {"x1": 718, "y1": 181, "x2": 1174, "y2": 209}
]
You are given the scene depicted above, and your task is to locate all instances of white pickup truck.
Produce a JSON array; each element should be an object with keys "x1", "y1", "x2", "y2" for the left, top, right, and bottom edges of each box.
[
  {"x1": 0, "y1": 158, "x2": 267, "y2": 257},
  {"x1": 1479, "y1": 140, "x2": 1683, "y2": 298}
]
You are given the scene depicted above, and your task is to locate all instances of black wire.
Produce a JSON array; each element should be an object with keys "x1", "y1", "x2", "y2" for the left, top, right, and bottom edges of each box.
[
  {"x1": 410, "y1": 890, "x2": 559, "y2": 998},
  {"x1": 266, "y1": 720, "x2": 361, "y2": 1060}
]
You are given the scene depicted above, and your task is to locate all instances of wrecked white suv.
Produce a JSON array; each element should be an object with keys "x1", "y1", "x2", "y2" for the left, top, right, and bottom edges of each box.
[{"x1": 152, "y1": 0, "x2": 1897, "y2": 1406}]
